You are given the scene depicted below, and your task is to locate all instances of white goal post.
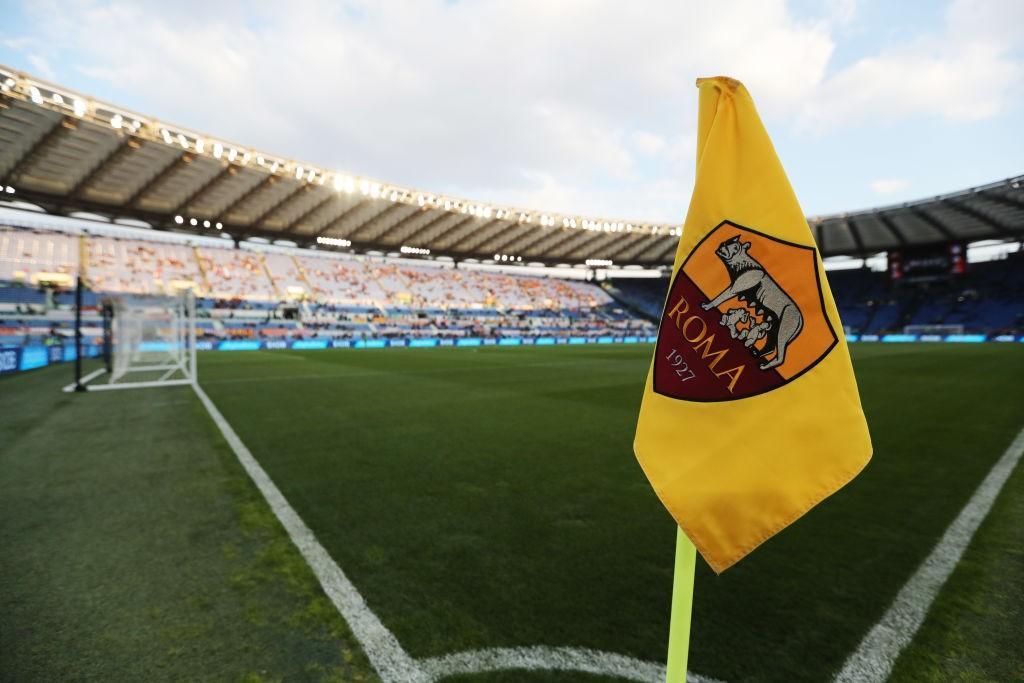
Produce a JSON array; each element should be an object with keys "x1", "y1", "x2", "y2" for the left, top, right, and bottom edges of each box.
[{"x1": 78, "y1": 290, "x2": 197, "y2": 391}]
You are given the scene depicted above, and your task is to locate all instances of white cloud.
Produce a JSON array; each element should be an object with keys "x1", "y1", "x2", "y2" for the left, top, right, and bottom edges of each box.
[
  {"x1": 630, "y1": 131, "x2": 667, "y2": 158},
  {"x1": 869, "y1": 179, "x2": 910, "y2": 195},
  {"x1": 3, "y1": 37, "x2": 33, "y2": 51},
  {"x1": 7, "y1": 0, "x2": 848, "y2": 222},
  {"x1": 26, "y1": 53, "x2": 55, "y2": 79},
  {"x1": 4, "y1": 0, "x2": 1020, "y2": 221},
  {"x1": 823, "y1": 0, "x2": 859, "y2": 26},
  {"x1": 799, "y1": 0, "x2": 1024, "y2": 130}
]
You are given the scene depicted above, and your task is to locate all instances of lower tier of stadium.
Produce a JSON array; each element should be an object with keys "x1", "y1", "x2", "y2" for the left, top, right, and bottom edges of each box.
[
  {"x1": 0, "y1": 222, "x2": 657, "y2": 353},
  {"x1": 0, "y1": 221, "x2": 1021, "y2": 369},
  {"x1": 609, "y1": 254, "x2": 1023, "y2": 338}
]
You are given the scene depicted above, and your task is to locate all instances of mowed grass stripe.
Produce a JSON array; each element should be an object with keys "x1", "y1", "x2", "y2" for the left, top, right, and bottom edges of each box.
[
  {"x1": 889, "y1": 430, "x2": 1024, "y2": 682},
  {"x1": 837, "y1": 424, "x2": 1024, "y2": 682},
  {"x1": 198, "y1": 344, "x2": 1024, "y2": 682},
  {"x1": 0, "y1": 364, "x2": 378, "y2": 682}
]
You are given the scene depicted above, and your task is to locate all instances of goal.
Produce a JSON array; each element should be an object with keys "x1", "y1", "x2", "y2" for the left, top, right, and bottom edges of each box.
[
  {"x1": 75, "y1": 290, "x2": 197, "y2": 391},
  {"x1": 903, "y1": 324, "x2": 965, "y2": 336}
]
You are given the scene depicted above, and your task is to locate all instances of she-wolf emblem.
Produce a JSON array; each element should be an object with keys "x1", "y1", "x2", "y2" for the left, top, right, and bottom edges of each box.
[{"x1": 700, "y1": 235, "x2": 804, "y2": 370}]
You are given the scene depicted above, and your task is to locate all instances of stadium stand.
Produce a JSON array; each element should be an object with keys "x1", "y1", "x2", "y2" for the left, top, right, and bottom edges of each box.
[
  {"x1": 1, "y1": 67, "x2": 1020, "y2": 270},
  {"x1": 0, "y1": 227, "x2": 77, "y2": 286},
  {"x1": 602, "y1": 278, "x2": 666, "y2": 320},
  {"x1": 199, "y1": 245, "x2": 277, "y2": 301},
  {"x1": 605, "y1": 255, "x2": 1024, "y2": 337},
  {"x1": 0, "y1": 67, "x2": 1019, "y2": 362},
  {"x1": 296, "y1": 252, "x2": 387, "y2": 306},
  {"x1": 84, "y1": 235, "x2": 202, "y2": 296},
  {"x1": 0, "y1": 224, "x2": 655, "y2": 348},
  {"x1": 2, "y1": 221, "x2": 1022, "y2": 360}
]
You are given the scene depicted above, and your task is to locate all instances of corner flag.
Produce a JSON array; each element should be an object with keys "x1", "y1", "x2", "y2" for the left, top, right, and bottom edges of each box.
[{"x1": 634, "y1": 77, "x2": 872, "y2": 574}]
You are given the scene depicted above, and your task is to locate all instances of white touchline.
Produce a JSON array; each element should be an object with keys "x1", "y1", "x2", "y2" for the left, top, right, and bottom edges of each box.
[
  {"x1": 834, "y1": 424, "x2": 1024, "y2": 683},
  {"x1": 192, "y1": 381, "x2": 719, "y2": 683},
  {"x1": 193, "y1": 383, "x2": 429, "y2": 682}
]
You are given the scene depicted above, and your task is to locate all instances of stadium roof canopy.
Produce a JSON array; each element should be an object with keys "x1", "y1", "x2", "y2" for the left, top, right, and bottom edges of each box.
[{"x1": 1, "y1": 65, "x2": 1022, "y2": 267}]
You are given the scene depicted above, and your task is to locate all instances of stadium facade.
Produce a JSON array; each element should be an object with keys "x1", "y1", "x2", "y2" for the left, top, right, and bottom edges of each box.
[
  {"x1": 2, "y1": 65, "x2": 1022, "y2": 264},
  {"x1": 1, "y1": 65, "x2": 1022, "y2": 377}
]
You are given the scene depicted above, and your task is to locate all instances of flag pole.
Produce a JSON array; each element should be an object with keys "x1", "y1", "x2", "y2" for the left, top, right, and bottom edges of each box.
[{"x1": 665, "y1": 527, "x2": 697, "y2": 682}]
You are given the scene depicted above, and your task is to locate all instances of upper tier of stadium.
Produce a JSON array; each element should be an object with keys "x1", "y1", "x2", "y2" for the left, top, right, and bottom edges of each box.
[{"x1": 1, "y1": 65, "x2": 1022, "y2": 267}]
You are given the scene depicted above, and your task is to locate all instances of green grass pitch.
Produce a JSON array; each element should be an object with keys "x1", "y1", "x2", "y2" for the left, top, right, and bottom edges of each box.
[{"x1": 2, "y1": 343, "x2": 1022, "y2": 682}]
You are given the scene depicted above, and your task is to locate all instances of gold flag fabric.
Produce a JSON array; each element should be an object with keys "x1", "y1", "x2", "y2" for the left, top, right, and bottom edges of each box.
[{"x1": 634, "y1": 76, "x2": 872, "y2": 573}]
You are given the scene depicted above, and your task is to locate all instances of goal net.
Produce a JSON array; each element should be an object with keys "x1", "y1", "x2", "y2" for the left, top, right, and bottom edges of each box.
[
  {"x1": 82, "y1": 291, "x2": 197, "y2": 391},
  {"x1": 903, "y1": 324, "x2": 965, "y2": 336}
]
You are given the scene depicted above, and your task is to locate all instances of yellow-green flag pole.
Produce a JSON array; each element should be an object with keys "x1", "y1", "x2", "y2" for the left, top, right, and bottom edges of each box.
[{"x1": 665, "y1": 527, "x2": 697, "y2": 682}]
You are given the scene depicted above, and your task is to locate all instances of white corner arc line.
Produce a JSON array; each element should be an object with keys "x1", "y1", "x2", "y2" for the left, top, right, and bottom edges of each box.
[
  {"x1": 420, "y1": 646, "x2": 724, "y2": 683},
  {"x1": 193, "y1": 383, "x2": 429, "y2": 682},
  {"x1": 834, "y1": 424, "x2": 1024, "y2": 683},
  {"x1": 193, "y1": 382, "x2": 719, "y2": 683}
]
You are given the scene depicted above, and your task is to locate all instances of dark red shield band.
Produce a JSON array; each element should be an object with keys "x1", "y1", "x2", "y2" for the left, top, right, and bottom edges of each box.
[{"x1": 653, "y1": 270, "x2": 784, "y2": 401}]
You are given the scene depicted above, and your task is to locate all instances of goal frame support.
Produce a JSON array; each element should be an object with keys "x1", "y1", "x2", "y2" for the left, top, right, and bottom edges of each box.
[
  {"x1": 72, "y1": 287, "x2": 198, "y2": 392},
  {"x1": 73, "y1": 274, "x2": 87, "y2": 392}
]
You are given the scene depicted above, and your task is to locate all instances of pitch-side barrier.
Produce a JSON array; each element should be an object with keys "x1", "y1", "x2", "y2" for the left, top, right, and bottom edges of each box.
[{"x1": 3, "y1": 334, "x2": 1023, "y2": 378}]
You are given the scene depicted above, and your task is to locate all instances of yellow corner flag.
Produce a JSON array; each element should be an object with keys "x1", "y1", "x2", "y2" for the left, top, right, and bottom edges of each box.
[{"x1": 635, "y1": 76, "x2": 872, "y2": 574}]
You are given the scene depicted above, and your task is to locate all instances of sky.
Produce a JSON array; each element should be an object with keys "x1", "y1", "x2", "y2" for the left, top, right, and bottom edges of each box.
[{"x1": 1, "y1": 0, "x2": 1022, "y2": 223}]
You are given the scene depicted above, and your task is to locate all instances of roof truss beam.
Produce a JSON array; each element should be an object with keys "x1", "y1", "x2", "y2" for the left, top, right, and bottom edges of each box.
[
  {"x1": 495, "y1": 224, "x2": 549, "y2": 256},
  {"x1": 528, "y1": 229, "x2": 578, "y2": 259},
  {"x1": 430, "y1": 214, "x2": 476, "y2": 249},
  {"x1": 549, "y1": 229, "x2": 607, "y2": 260},
  {"x1": 511, "y1": 227, "x2": 560, "y2": 257},
  {"x1": 453, "y1": 218, "x2": 506, "y2": 254},
  {"x1": 845, "y1": 217, "x2": 866, "y2": 256},
  {"x1": 875, "y1": 212, "x2": 908, "y2": 247},
  {"x1": 345, "y1": 202, "x2": 409, "y2": 242},
  {"x1": 479, "y1": 223, "x2": 531, "y2": 257},
  {"x1": 618, "y1": 235, "x2": 665, "y2": 264},
  {"x1": 648, "y1": 238, "x2": 679, "y2": 264},
  {"x1": 909, "y1": 207, "x2": 955, "y2": 241},
  {"x1": 7, "y1": 185, "x2": 294, "y2": 243},
  {"x1": 126, "y1": 150, "x2": 192, "y2": 208},
  {"x1": 603, "y1": 234, "x2": 651, "y2": 263},
  {"x1": 942, "y1": 197, "x2": 1012, "y2": 236},
  {"x1": 69, "y1": 134, "x2": 140, "y2": 199},
  {"x1": 817, "y1": 220, "x2": 830, "y2": 255},
  {"x1": 249, "y1": 182, "x2": 308, "y2": 228},
  {"x1": 215, "y1": 174, "x2": 277, "y2": 224},
  {"x1": 378, "y1": 206, "x2": 433, "y2": 245},
  {"x1": 282, "y1": 191, "x2": 336, "y2": 234},
  {"x1": 977, "y1": 188, "x2": 1024, "y2": 211},
  {"x1": 2, "y1": 115, "x2": 75, "y2": 186},
  {"x1": 171, "y1": 163, "x2": 237, "y2": 217},
  {"x1": 397, "y1": 211, "x2": 458, "y2": 247},
  {"x1": 577, "y1": 231, "x2": 627, "y2": 262},
  {"x1": 313, "y1": 198, "x2": 371, "y2": 239}
]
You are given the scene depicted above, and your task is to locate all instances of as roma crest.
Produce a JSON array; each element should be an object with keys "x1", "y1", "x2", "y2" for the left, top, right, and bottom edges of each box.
[{"x1": 654, "y1": 220, "x2": 837, "y2": 402}]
